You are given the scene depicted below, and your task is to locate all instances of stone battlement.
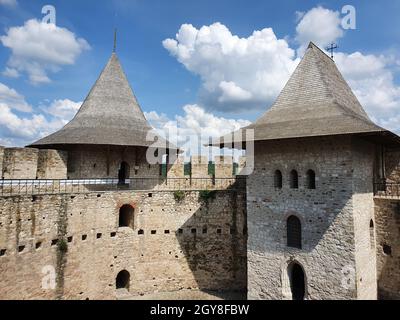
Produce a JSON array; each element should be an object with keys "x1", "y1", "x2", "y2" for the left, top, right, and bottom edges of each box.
[{"x1": 0, "y1": 146, "x2": 246, "y2": 181}]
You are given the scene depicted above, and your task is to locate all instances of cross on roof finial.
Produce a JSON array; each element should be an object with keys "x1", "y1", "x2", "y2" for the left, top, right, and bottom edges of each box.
[
  {"x1": 113, "y1": 28, "x2": 117, "y2": 53},
  {"x1": 326, "y1": 42, "x2": 338, "y2": 60}
]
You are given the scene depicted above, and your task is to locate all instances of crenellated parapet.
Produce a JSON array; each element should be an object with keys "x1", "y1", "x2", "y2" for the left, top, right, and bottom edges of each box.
[{"x1": 167, "y1": 155, "x2": 245, "y2": 179}]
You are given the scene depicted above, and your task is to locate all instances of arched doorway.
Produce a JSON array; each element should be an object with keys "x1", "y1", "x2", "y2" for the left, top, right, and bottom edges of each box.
[
  {"x1": 118, "y1": 162, "x2": 129, "y2": 184},
  {"x1": 116, "y1": 270, "x2": 130, "y2": 290},
  {"x1": 288, "y1": 262, "x2": 306, "y2": 300}
]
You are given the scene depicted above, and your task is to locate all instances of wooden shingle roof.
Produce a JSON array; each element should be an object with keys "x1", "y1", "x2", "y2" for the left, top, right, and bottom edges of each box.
[
  {"x1": 211, "y1": 42, "x2": 400, "y2": 148},
  {"x1": 30, "y1": 53, "x2": 175, "y2": 149}
]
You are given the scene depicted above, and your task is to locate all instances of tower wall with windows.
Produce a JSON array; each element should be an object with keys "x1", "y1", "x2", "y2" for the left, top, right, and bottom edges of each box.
[{"x1": 247, "y1": 136, "x2": 377, "y2": 300}]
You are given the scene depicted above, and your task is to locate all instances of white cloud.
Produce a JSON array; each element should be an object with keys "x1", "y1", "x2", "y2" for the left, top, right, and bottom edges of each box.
[
  {"x1": 295, "y1": 6, "x2": 343, "y2": 56},
  {"x1": 2, "y1": 67, "x2": 19, "y2": 78},
  {"x1": 0, "y1": 19, "x2": 90, "y2": 84},
  {"x1": 41, "y1": 99, "x2": 81, "y2": 119},
  {"x1": 163, "y1": 22, "x2": 299, "y2": 113},
  {"x1": 0, "y1": 86, "x2": 81, "y2": 147},
  {"x1": 335, "y1": 52, "x2": 400, "y2": 132},
  {"x1": 0, "y1": 82, "x2": 31, "y2": 112},
  {"x1": 0, "y1": 0, "x2": 17, "y2": 7},
  {"x1": 145, "y1": 104, "x2": 250, "y2": 159}
]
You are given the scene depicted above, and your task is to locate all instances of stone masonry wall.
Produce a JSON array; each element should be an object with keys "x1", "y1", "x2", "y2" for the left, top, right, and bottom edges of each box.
[
  {"x1": 351, "y1": 139, "x2": 377, "y2": 300},
  {"x1": 373, "y1": 150, "x2": 400, "y2": 299},
  {"x1": 36, "y1": 150, "x2": 68, "y2": 180},
  {"x1": 247, "y1": 136, "x2": 376, "y2": 300},
  {"x1": 0, "y1": 189, "x2": 246, "y2": 300},
  {"x1": 2, "y1": 148, "x2": 39, "y2": 179}
]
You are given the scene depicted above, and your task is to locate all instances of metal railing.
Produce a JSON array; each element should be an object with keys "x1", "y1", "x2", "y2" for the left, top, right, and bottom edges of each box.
[
  {"x1": 373, "y1": 180, "x2": 400, "y2": 198},
  {"x1": 0, "y1": 177, "x2": 246, "y2": 196}
]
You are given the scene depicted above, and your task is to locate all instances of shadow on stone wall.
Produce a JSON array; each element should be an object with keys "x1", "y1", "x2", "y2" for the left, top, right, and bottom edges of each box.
[{"x1": 174, "y1": 181, "x2": 247, "y2": 295}]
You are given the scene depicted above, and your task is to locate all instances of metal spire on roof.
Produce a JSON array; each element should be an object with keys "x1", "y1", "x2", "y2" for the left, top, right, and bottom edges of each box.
[{"x1": 113, "y1": 28, "x2": 117, "y2": 53}]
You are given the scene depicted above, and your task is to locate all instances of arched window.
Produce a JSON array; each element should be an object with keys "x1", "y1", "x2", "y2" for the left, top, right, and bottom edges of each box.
[
  {"x1": 370, "y1": 219, "x2": 375, "y2": 249},
  {"x1": 290, "y1": 170, "x2": 299, "y2": 189},
  {"x1": 119, "y1": 205, "x2": 134, "y2": 228},
  {"x1": 306, "y1": 170, "x2": 316, "y2": 189},
  {"x1": 274, "y1": 170, "x2": 283, "y2": 189},
  {"x1": 116, "y1": 270, "x2": 130, "y2": 290},
  {"x1": 287, "y1": 216, "x2": 302, "y2": 249}
]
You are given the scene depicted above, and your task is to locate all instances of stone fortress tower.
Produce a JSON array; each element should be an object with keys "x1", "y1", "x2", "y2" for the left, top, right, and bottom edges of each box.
[
  {"x1": 0, "y1": 49, "x2": 247, "y2": 300},
  {"x1": 0, "y1": 42, "x2": 399, "y2": 300},
  {"x1": 214, "y1": 42, "x2": 400, "y2": 300}
]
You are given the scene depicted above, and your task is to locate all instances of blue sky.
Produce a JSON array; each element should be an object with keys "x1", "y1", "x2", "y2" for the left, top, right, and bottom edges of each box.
[{"x1": 1, "y1": 0, "x2": 400, "y2": 148}]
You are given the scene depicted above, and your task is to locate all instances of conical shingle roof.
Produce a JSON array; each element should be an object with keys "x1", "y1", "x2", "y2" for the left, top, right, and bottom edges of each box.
[
  {"x1": 211, "y1": 42, "x2": 400, "y2": 147},
  {"x1": 30, "y1": 53, "x2": 174, "y2": 149}
]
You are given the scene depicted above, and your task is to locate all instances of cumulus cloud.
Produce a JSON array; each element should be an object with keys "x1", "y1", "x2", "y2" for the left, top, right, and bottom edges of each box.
[
  {"x1": 294, "y1": 7, "x2": 400, "y2": 133},
  {"x1": 0, "y1": 85, "x2": 81, "y2": 146},
  {"x1": 145, "y1": 104, "x2": 250, "y2": 160},
  {"x1": 295, "y1": 6, "x2": 343, "y2": 56},
  {"x1": 41, "y1": 99, "x2": 81, "y2": 119},
  {"x1": 335, "y1": 52, "x2": 400, "y2": 132},
  {"x1": 0, "y1": 82, "x2": 32, "y2": 112},
  {"x1": 163, "y1": 22, "x2": 299, "y2": 113},
  {"x1": 0, "y1": 19, "x2": 90, "y2": 84}
]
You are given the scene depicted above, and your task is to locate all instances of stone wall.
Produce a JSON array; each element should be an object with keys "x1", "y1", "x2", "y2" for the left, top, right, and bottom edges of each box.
[
  {"x1": 374, "y1": 199, "x2": 400, "y2": 299},
  {"x1": 2, "y1": 148, "x2": 39, "y2": 179},
  {"x1": 247, "y1": 136, "x2": 377, "y2": 300},
  {"x1": 36, "y1": 150, "x2": 68, "y2": 180},
  {"x1": 0, "y1": 189, "x2": 247, "y2": 300},
  {"x1": 0, "y1": 148, "x2": 67, "y2": 180},
  {"x1": 372, "y1": 150, "x2": 400, "y2": 299},
  {"x1": 0, "y1": 146, "x2": 4, "y2": 178}
]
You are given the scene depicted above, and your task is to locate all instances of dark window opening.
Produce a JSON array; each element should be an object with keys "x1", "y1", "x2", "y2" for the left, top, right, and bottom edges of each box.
[
  {"x1": 116, "y1": 270, "x2": 130, "y2": 290},
  {"x1": 51, "y1": 239, "x2": 58, "y2": 246},
  {"x1": 0, "y1": 249, "x2": 6, "y2": 256},
  {"x1": 110, "y1": 232, "x2": 116, "y2": 237},
  {"x1": 138, "y1": 229, "x2": 144, "y2": 235},
  {"x1": 208, "y1": 161, "x2": 215, "y2": 176},
  {"x1": 18, "y1": 245, "x2": 25, "y2": 253},
  {"x1": 191, "y1": 228, "x2": 197, "y2": 234},
  {"x1": 184, "y1": 162, "x2": 192, "y2": 176},
  {"x1": 383, "y1": 244, "x2": 392, "y2": 256},
  {"x1": 290, "y1": 170, "x2": 299, "y2": 189},
  {"x1": 97, "y1": 233, "x2": 102, "y2": 239},
  {"x1": 119, "y1": 204, "x2": 134, "y2": 228},
  {"x1": 82, "y1": 235, "x2": 87, "y2": 241},
  {"x1": 118, "y1": 162, "x2": 130, "y2": 185},
  {"x1": 151, "y1": 230, "x2": 157, "y2": 235},
  {"x1": 178, "y1": 229, "x2": 183, "y2": 234},
  {"x1": 217, "y1": 228, "x2": 222, "y2": 234},
  {"x1": 289, "y1": 263, "x2": 306, "y2": 300},
  {"x1": 35, "y1": 242, "x2": 42, "y2": 249},
  {"x1": 306, "y1": 170, "x2": 316, "y2": 189},
  {"x1": 370, "y1": 220, "x2": 375, "y2": 249},
  {"x1": 287, "y1": 216, "x2": 302, "y2": 249},
  {"x1": 202, "y1": 227, "x2": 207, "y2": 234},
  {"x1": 274, "y1": 170, "x2": 283, "y2": 189},
  {"x1": 67, "y1": 236, "x2": 73, "y2": 243},
  {"x1": 164, "y1": 230, "x2": 170, "y2": 234}
]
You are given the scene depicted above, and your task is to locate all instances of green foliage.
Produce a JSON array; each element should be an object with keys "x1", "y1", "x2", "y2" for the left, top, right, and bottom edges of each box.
[
  {"x1": 174, "y1": 190, "x2": 186, "y2": 202},
  {"x1": 57, "y1": 238, "x2": 68, "y2": 253},
  {"x1": 199, "y1": 190, "x2": 217, "y2": 202}
]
